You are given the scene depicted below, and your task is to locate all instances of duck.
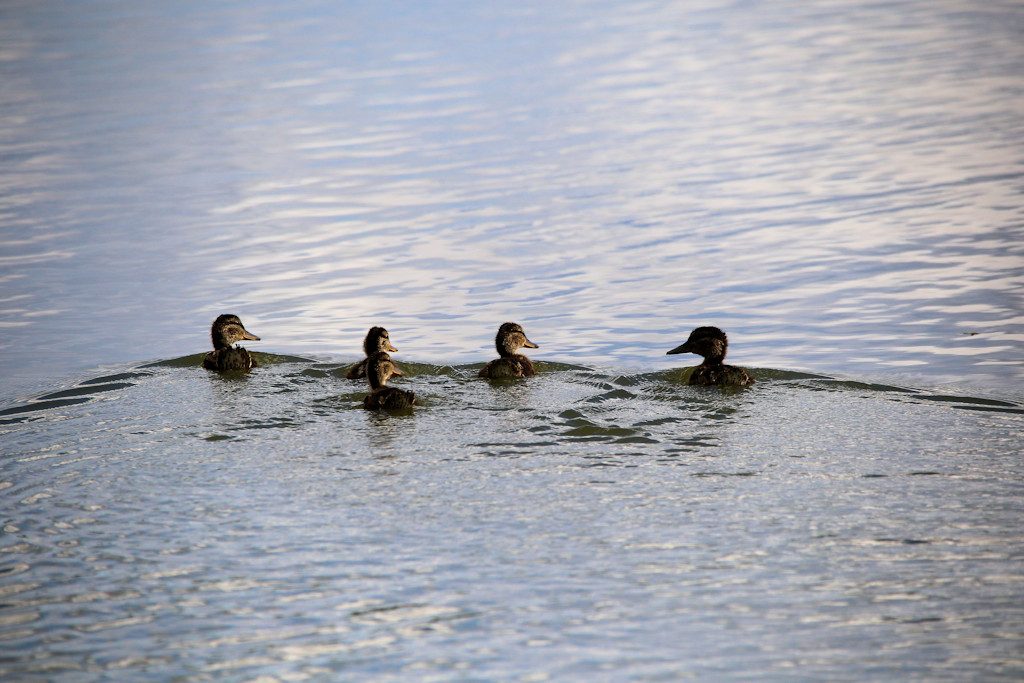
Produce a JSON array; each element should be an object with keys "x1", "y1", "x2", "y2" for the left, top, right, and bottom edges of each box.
[
  {"x1": 346, "y1": 326, "x2": 398, "y2": 379},
  {"x1": 363, "y1": 351, "x2": 416, "y2": 410},
  {"x1": 479, "y1": 322, "x2": 539, "y2": 379},
  {"x1": 202, "y1": 314, "x2": 261, "y2": 371},
  {"x1": 666, "y1": 326, "x2": 753, "y2": 387}
]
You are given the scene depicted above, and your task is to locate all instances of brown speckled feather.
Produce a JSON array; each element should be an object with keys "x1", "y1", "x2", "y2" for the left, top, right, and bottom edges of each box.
[
  {"x1": 480, "y1": 322, "x2": 539, "y2": 379},
  {"x1": 362, "y1": 351, "x2": 414, "y2": 410},
  {"x1": 203, "y1": 314, "x2": 260, "y2": 372},
  {"x1": 363, "y1": 386, "x2": 416, "y2": 410},
  {"x1": 689, "y1": 363, "x2": 753, "y2": 387},
  {"x1": 203, "y1": 347, "x2": 257, "y2": 371},
  {"x1": 667, "y1": 326, "x2": 753, "y2": 388},
  {"x1": 348, "y1": 327, "x2": 398, "y2": 379},
  {"x1": 479, "y1": 354, "x2": 536, "y2": 379},
  {"x1": 346, "y1": 358, "x2": 368, "y2": 379}
]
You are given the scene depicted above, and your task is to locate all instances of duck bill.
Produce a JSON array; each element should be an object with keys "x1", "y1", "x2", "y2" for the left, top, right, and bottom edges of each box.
[
  {"x1": 522, "y1": 338, "x2": 539, "y2": 349},
  {"x1": 666, "y1": 342, "x2": 690, "y2": 355},
  {"x1": 390, "y1": 365, "x2": 405, "y2": 377},
  {"x1": 386, "y1": 342, "x2": 398, "y2": 352},
  {"x1": 241, "y1": 329, "x2": 261, "y2": 342}
]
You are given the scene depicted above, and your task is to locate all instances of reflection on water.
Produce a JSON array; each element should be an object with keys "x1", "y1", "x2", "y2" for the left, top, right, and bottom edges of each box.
[
  {"x1": 0, "y1": 0, "x2": 1021, "y2": 398},
  {"x1": 1, "y1": 0, "x2": 1023, "y2": 679},
  {"x1": 0, "y1": 359, "x2": 1022, "y2": 679}
]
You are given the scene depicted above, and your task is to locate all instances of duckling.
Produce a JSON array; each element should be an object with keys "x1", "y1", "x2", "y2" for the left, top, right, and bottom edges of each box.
[
  {"x1": 202, "y1": 314, "x2": 261, "y2": 371},
  {"x1": 479, "y1": 322, "x2": 539, "y2": 379},
  {"x1": 666, "y1": 326, "x2": 753, "y2": 387},
  {"x1": 346, "y1": 326, "x2": 398, "y2": 379},
  {"x1": 363, "y1": 351, "x2": 415, "y2": 410}
]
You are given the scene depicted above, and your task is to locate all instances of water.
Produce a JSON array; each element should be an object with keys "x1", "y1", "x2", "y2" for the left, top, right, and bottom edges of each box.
[{"x1": 1, "y1": 0, "x2": 1023, "y2": 679}]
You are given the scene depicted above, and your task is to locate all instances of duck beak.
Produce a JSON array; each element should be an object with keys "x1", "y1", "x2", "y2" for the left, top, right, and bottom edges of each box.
[
  {"x1": 522, "y1": 337, "x2": 539, "y2": 349},
  {"x1": 390, "y1": 364, "x2": 404, "y2": 377},
  {"x1": 241, "y1": 329, "x2": 261, "y2": 342},
  {"x1": 666, "y1": 342, "x2": 690, "y2": 355},
  {"x1": 386, "y1": 342, "x2": 398, "y2": 352}
]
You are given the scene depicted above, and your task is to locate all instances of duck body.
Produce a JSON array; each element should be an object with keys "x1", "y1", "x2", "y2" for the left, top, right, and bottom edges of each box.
[
  {"x1": 362, "y1": 351, "x2": 415, "y2": 411},
  {"x1": 363, "y1": 386, "x2": 416, "y2": 410},
  {"x1": 202, "y1": 314, "x2": 260, "y2": 372},
  {"x1": 346, "y1": 360, "x2": 370, "y2": 382},
  {"x1": 479, "y1": 322, "x2": 539, "y2": 379},
  {"x1": 203, "y1": 347, "x2": 257, "y2": 371},
  {"x1": 346, "y1": 326, "x2": 398, "y2": 379},
  {"x1": 688, "y1": 363, "x2": 753, "y2": 387},
  {"x1": 667, "y1": 326, "x2": 753, "y2": 387},
  {"x1": 479, "y1": 354, "x2": 535, "y2": 379}
]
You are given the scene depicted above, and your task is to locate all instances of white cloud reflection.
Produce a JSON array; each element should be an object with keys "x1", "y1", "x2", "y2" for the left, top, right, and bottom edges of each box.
[{"x1": 0, "y1": 0, "x2": 1021, "y2": 385}]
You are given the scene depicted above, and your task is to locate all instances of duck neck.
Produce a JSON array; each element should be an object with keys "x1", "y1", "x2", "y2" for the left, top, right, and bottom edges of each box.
[
  {"x1": 212, "y1": 330, "x2": 232, "y2": 350},
  {"x1": 497, "y1": 340, "x2": 519, "y2": 358},
  {"x1": 364, "y1": 334, "x2": 379, "y2": 357},
  {"x1": 701, "y1": 353, "x2": 725, "y2": 367},
  {"x1": 700, "y1": 337, "x2": 727, "y2": 366},
  {"x1": 367, "y1": 366, "x2": 387, "y2": 390}
]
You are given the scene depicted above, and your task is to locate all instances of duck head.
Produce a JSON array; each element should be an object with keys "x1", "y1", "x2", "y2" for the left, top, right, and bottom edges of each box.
[
  {"x1": 495, "y1": 322, "x2": 538, "y2": 357},
  {"x1": 667, "y1": 326, "x2": 728, "y2": 363},
  {"x1": 210, "y1": 314, "x2": 260, "y2": 350},
  {"x1": 364, "y1": 326, "x2": 398, "y2": 355},
  {"x1": 366, "y1": 351, "x2": 403, "y2": 390}
]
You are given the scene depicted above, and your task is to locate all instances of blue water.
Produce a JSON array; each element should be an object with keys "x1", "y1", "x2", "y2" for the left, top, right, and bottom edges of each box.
[{"x1": 1, "y1": 1, "x2": 1022, "y2": 679}]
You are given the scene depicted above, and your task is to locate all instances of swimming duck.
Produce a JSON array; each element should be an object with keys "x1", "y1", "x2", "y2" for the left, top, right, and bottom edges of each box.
[
  {"x1": 202, "y1": 314, "x2": 260, "y2": 371},
  {"x1": 479, "y1": 322, "x2": 539, "y2": 379},
  {"x1": 666, "y1": 326, "x2": 753, "y2": 387},
  {"x1": 363, "y1": 351, "x2": 415, "y2": 410},
  {"x1": 346, "y1": 326, "x2": 398, "y2": 379}
]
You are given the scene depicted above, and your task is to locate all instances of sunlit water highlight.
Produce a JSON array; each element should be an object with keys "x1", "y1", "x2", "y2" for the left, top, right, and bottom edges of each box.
[{"x1": 1, "y1": 0, "x2": 1023, "y2": 679}]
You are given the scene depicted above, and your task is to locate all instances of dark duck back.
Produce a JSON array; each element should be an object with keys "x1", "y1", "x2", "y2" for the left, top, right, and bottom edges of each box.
[
  {"x1": 363, "y1": 351, "x2": 415, "y2": 410},
  {"x1": 203, "y1": 314, "x2": 261, "y2": 371},
  {"x1": 479, "y1": 322, "x2": 539, "y2": 379},
  {"x1": 346, "y1": 326, "x2": 398, "y2": 379},
  {"x1": 666, "y1": 326, "x2": 753, "y2": 387}
]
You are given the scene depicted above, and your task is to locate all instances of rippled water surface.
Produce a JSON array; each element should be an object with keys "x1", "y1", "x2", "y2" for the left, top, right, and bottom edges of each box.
[{"x1": 1, "y1": 0, "x2": 1023, "y2": 679}]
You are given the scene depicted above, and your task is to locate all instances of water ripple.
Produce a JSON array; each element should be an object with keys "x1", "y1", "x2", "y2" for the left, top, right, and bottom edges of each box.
[{"x1": 1, "y1": 1, "x2": 1023, "y2": 680}]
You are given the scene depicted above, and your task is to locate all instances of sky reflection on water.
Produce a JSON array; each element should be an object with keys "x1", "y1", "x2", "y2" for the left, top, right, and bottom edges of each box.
[
  {"x1": 0, "y1": 0, "x2": 1021, "y2": 397},
  {"x1": 1, "y1": 2, "x2": 1023, "y2": 680}
]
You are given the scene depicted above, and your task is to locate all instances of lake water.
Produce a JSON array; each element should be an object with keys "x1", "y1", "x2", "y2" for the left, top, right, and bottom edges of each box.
[{"x1": 1, "y1": 0, "x2": 1022, "y2": 680}]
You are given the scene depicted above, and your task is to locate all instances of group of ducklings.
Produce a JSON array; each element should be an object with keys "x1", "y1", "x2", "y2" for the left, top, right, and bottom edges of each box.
[{"x1": 202, "y1": 314, "x2": 753, "y2": 410}]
